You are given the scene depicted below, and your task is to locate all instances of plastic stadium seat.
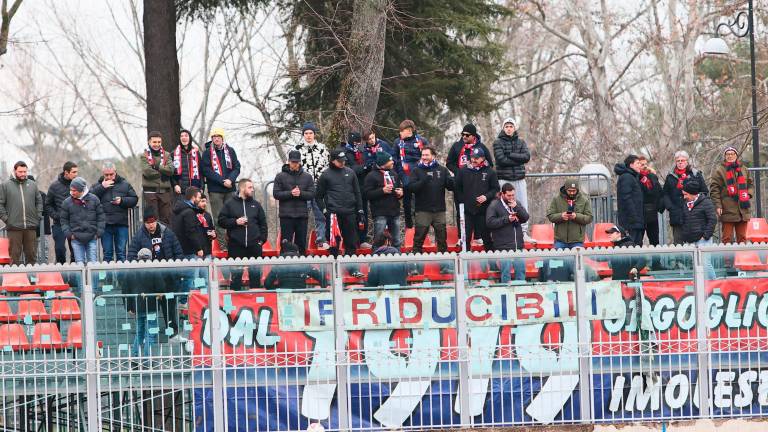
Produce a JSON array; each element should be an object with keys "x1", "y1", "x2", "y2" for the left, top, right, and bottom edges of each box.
[
  {"x1": 16, "y1": 294, "x2": 50, "y2": 321},
  {"x1": 446, "y1": 226, "x2": 461, "y2": 252},
  {"x1": 306, "y1": 231, "x2": 330, "y2": 256},
  {"x1": 401, "y1": 228, "x2": 437, "y2": 253},
  {"x1": 408, "y1": 262, "x2": 453, "y2": 283},
  {"x1": 343, "y1": 264, "x2": 369, "y2": 284},
  {"x1": 31, "y1": 322, "x2": 65, "y2": 350},
  {"x1": 584, "y1": 257, "x2": 613, "y2": 277},
  {"x1": 67, "y1": 321, "x2": 82, "y2": 349},
  {"x1": 34, "y1": 272, "x2": 69, "y2": 291},
  {"x1": 0, "y1": 238, "x2": 10, "y2": 264},
  {"x1": 0, "y1": 324, "x2": 29, "y2": 350},
  {"x1": 0, "y1": 297, "x2": 16, "y2": 322},
  {"x1": 1, "y1": 273, "x2": 32, "y2": 293},
  {"x1": 211, "y1": 240, "x2": 228, "y2": 259},
  {"x1": 262, "y1": 240, "x2": 279, "y2": 257},
  {"x1": 467, "y1": 261, "x2": 494, "y2": 281},
  {"x1": 50, "y1": 293, "x2": 81, "y2": 320},
  {"x1": 734, "y1": 251, "x2": 768, "y2": 271},
  {"x1": 590, "y1": 223, "x2": 616, "y2": 248},
  {"x1": 470, "y1": 236, "x2": 485, "y2": 252},
  {"x1": 525, "y1": 258, "x2": 541, "y2": 279},
  {"x1": 526, "y1": 224, "x2": 555, "y2": 249},
  {"x1": 746, "y1": 218, "x2": 768, "y2": 243}
]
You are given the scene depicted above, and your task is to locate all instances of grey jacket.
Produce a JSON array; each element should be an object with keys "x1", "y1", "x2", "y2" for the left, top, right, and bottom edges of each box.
[
  {"x1": 0, "y1": 176, "x2": 43, "y2": 230},
  {"x1": 486, "y1": 198, "x2": 529, "y2": 250}
]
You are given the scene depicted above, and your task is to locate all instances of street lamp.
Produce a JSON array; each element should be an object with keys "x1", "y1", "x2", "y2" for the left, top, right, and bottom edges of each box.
[{"x1": 704, "y1": 0, "x2": 762, "y2": 217}]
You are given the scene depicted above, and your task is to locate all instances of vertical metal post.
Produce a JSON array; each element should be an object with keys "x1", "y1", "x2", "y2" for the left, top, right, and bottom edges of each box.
[
  {"x1": 573, "y1": 251, "x2": 593, "y2": 423},
  {"x1": 694, "y1": 250, "x2": 712, "y2": 418},
  {"x1": 208, "y1": 262, "x2": 226, "y2": 432},
  {"x1": 748, "y1": 0, "x2": 762, "y2": 217},
  {"x1": 459, "y1": 204, "x2": 467, "y2": 253},
  {"x1": 332, "y1": 262, "x2": 350, "y2": 430},
  {"x1": 454, "y1": 255, "x2": 471, "y2": 426},
  {"x1": 82, "y1": 267, "x2": 101, "y2": 432}
]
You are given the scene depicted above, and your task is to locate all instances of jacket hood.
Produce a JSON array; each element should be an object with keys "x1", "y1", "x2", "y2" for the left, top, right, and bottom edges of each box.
[
  {"x1": 58, "y1": 173, "x2": 72, "y2": 185},
  {"x1": 173, "y1": 199, "x2": 195, "y2": 215},
  {"x1": 614, "y1": 163, "x2": 637, "y2": 177},
  {"x1": 496, "y1": 130, "x2": 518, "y2": 141},
  {"x1": 281, "y1": 163, "x2": 304, "y2": 174}
]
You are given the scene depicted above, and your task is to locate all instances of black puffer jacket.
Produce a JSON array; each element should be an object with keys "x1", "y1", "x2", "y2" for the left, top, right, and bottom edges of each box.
[
  {"x1": 90, "y1": 175, "x2": 139, "y2": 226},
  {"x1": 446, "y1": 135, "x2": 494, "y2": 175},
  {"x1": 364, "y1": 169, "x2": 403, "y2": 218},
  {"x1": 663, "y1": 168, "x2": 708, "y2": 227},
  {"x1": 60, "y1": 193, "x2": 105, "y2": 243},
  {"x1": 486, "y1": 198, "x2": 529, "y2": 250},
  {"x1": 171, "y1": 200, "x2": 208, "y2": 255},
  {"x1": 681, "y1": 194, "x2": 717, "y2": 243},
  {"x1": 316, "y1": 164, "x2": 362, "y2": 215},
  {"x1": 408, "y1": 162, "x2": 454, "y2": 213},
  {"x1": 455, "y1": 165, "x2": 499, "y2": 215},
  {"x1": 639, "y1": 172, "x2": 664, "y2": 224},
  {"x1": 614, "y1": 163, "x2": 644, "y2": 230},
  {"x1": 218, "y1": 195, "x2": 268, "y2": 248},
  {"x1": 493, "y1": 131, "x2": 530, "y2": 181},
  {"x1": 264, "y1": 264, "x2": 326, "y2": 289},
  {"x1": 273, "y1": 164, "x2": 315, "y2": 218},
  {"x1": 127, "y1": 223, "x2": 184, "y2": 261},
  {"x1": 45, "y1": 174, "x2": 72, "y2": 224}
]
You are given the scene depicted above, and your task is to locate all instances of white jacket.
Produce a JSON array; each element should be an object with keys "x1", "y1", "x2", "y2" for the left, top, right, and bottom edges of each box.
[{"x1": 294, "y1": 139, "x2": 329, "y2": 183}]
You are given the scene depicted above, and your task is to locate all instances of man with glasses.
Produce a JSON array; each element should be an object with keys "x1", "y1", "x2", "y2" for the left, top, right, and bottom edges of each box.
[
  {"x1": 91, "y1": 162, "x2": 139, "y2": 262},
  {"x1": 447, "y1": 124, "x2": 493, "y2": 225}
]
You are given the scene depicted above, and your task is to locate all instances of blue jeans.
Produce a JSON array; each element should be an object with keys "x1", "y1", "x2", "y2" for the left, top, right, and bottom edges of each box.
[
  {"x1": 182, "y1": 254, "x2": 207, "y2": 295},
  {"x1": 500, "y1": 257, "x2": 527, "y2": 283},
  {"x1": 373, "y1": 216, "x2": 402, "y2": 248},
  {"x1": 132, "y1": 313, "x2": 158, "y2": 357},
  {"x1": 101, "y1": 225, "x2": 128, "y2": 262},
  {"x1": 554, "y1": 240, "x2": 584, "y2": 249},
  {"x1": 696, "y1": 238, "x2": 717, "y2": 279},
  {"x1": 72, "y1": 239, "x2": 98, "y2": 263},
  {"x1": 310, "y1": 200, "x2": 327, "y2": 243}
]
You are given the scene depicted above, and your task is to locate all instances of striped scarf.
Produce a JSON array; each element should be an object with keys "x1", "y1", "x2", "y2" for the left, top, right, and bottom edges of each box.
[{"x1": 724, "y1": 161, "x2": 750, "y2": 209}]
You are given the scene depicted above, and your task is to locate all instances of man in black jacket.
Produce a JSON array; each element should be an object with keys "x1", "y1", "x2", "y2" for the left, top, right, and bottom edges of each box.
[
  {"x1": 614, "y1": 155, "x2": 645, "y2": 245},
  {"x1": 681, "y1": 180, "x2": 717, "y2": 278},
  {"x1": 171, "y1": 129, "x2": 203, "y2": 198},
  {"x1": 316, "y1": 149, "x2": 364, "y2": 257},
  {"x1": 364, "y1": 152, "x2": 404, "y2": 249},
  {"x1": 273, "y1": 150, "x2": 315, "y2": 255},
  {"x1": 90, "y1": 162, "x2": 139, "y2": 262},
  {"x1": 662, "y1": 151, "x2": 708, "y2": 244},
  {"x1": 409, "y1": 147, "x2": 454, "y2": 253},
  {"x1": 605, "y1": 225, "x2": 646, "y2": 281},
  {"x1": 636, "y1": 156, "x2": 664, "y2": 247},
  {"x1": 344, "y1": 132, "x2": 372, "y2": 248},
  {"x1": 455, "y1": 147, "x2": 499, "y2": 251},
  {"x1": 492, "y1": 117, "x2": 532, "y2": 241},
  {"x1": 218, "y1": 179, "x2": 268, "y2": 290},
  {"x1": 46, "y1": 161, "x2": 78, "y2": 263},
  {"x1": 447, "y1": 124, "x2": 494, "y2": 224},
  {"x1": 171, "y1": 186, "x2": 208, "y2": 259},
  {"x1": 486, "y1": 183, "x2": 529, "y2": 282}
]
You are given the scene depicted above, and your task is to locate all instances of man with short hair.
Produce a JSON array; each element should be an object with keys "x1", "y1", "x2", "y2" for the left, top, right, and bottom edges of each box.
[
  {"x1": 171, "y1": 186, "x2": 208, "y2": 259},
  {"x1": 273, "y1": 150, "x2": 315, "y2": 255},
  {"x1": 493, "y1": 117, "x2": 532, "y2": 240},
  {"x1": 202, "y1": 127, "x2": 241, "y2": 251},
  {"x1": 0, "y1": 161, "x2": 43, "y2": 265},
  {"x1": 316, "y1": 148, "x2": 364, "y2": 257},
  {"x1": 46, "y1": 161, "x2": 78, "y2": 263},
  {"x1": 393, "y1": 119, "x2": 430, "y2": 228},
  {"x1": 615, "y1": 155, "x2": 645, "y2": 245},
  {"x1": 91, "y1": 162, "x2": 139, "y2": 262},
  {"x1": 486, "y1": 183, "x2": 529, "y2": 282},
  {"x1": 171, "y1": 129, "x2": 203, "y2": 198},
  {"x1": 142, "y1": 131, "x2": 174, "y2": 225},
  {"x1": 293, "y1": 122, "x2": 329, "y2": 249},
  {"x1": 364, "y1": 152, "x2": 404, "y2": 248},
  {"x1": 345, "y1": 132, "x2": 372, "y2": 248},
  {"x1": 409, "y1": 146, "x2": 454, "y2": 253},
  {"x1": 455, "y1": 147, "x2": 499, "y2": 250},
  {"x1": 218, "y1": 178, "x2": 268, "y2": 290},
  {"x1": 60, "y1": 177, "x2": 105, "y2": 264}
]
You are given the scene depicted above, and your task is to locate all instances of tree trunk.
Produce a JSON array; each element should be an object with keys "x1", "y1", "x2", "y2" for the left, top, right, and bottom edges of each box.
[
  {"x1": 0, "y1": 0, "x2": 23, "y2": 56},
  {"x1": 143, "y1": 0, "x2": 181, "y2": 151},
  {"x1": 328, "y1": 0, "x2": 388, "y2": 144}
]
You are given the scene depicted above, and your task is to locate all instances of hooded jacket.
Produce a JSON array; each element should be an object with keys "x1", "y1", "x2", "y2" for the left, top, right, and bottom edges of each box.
[
  {"x1": 218, "y1": 194, "x2": 268, "y2": 248},
  {"x1": 0, "y1": 175, "x2": 42, "y2": 230},
  {"x1": 273, "y1": 164, "x2": 315, "y2": 218},
  {"x1": 493, "y1": 131, "x2": 530, "y2": 181},
  {"x1": 614, "y1": 163, "x2": 645, "y2": 230},
  {"x1": 127, "y1": 222, "x2": 184, "y2": 262},
  {"x1": 455, "y1": 165, "x2": 499, "y2": 215},
  {"x1": 446, "y1": 134, "x2": 494, "y2": 175},
  {"x1": 171, "y1": 199, "x2": 210, "y2": 255},
  {"x1": 45, "y1": 173, "x2": 73, "y2": 224},
  {"x1": 90, "y1": 175, "x2": 139, "y2": 226},
  {"x1": 408, "y1": 162, "x2": 454, "y2": 213},
  {"x1": 141, "y1": 147, "x2": 174, "y2": 191},
  {"x1": 486, "y1": 197, "x2": 530, "y2": 250},
  {"x1": 316, "y1": 164, "x2": 363, "y2": 215},
  {"x1": 264, "y1": 258, "x2": 326, "y2": 290},
  {"x1": 681, "y1": 193, "x2": 717, "y2": 243},
  {"x1": 60, "y1": 193, "x2": 106, "y2": 243},
  {"x1": 710, "y1": 164, "x2": 754, "y2": 223},
  {"x1": 364, "y1": 168, "x2": 403, "y2": 218},
  {"x1": 171, "y1": 144, "x2": 204, "y2": 192},
  {"x1": 201, "y1": 141, "x2": 241, "y2": 194},
  {"x1": 546, "y1": 181, "x2": 593, "y2": 244},
  {"x1": 663, "y1": 167, "x2": 708, "y2": 227}
]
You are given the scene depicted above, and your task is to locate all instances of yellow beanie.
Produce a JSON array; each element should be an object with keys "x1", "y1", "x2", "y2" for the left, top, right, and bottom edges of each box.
[{"x1": 210, "y1": 127, "x2": 226, "y2": 139}]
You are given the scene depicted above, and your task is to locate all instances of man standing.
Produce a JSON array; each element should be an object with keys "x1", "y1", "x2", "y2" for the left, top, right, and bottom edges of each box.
[
  {"x1": 0, "y1": 161, "x2": 42, "y2": 265},
  {"x1": 364, "y1": 152, "x2": 404, "y2": 249},
  {"x1": 218, "y1": 179, "x2": 268, "y2": 291},
  {"x1": 293, "y1": 122, "x2": 329, "y2": 250},
  {"x1": 46, "y1": 161, "x2": 78, "y2": 263},
  {"x1": 493, "y1": 118, "x2": 532, "y2": 241},
  {"x1": 344, "y1": 132, "x2": 372, "y2": 248},
  {"x1": 273, "y1": 150, "x2": 315, "y2": 255},
  {"x1": 171, "y1": 129, "x2": 203, "y2": 199},
  {"x1": 636, "y1": 156, "x2": 664, "y2": 246},
  {"x1": 447, "y1": 123, "x2": 493, "y2": 224},
  {"x1": 90, "y1": 162, "x2": 139, "y2": 262},
  {"x1": 681, "y1": 180, "x2": 717, "y2": 246},
  {"x1": 710, "y1": 146, "x2": 754, "y2": 243},
  {"x1": 614, "y1": 155, "x2": 645, "y2": 245},
  {"x1": 455, "y1": 147, "x2": 499, "y2": 250},
  {"x1": 202, "y1": 127, "x2": 241, "y2": 251},
  {"x1": 142, "y1": 131, "x2": 174, "y2": 225},
  {"x1": 316, "y1": 149, "x2": 364, "y2": 256},
  {"x1": 393, "y1": 119, "x2": 430, "y2": 228},
  {"x1": 486, "y1": 183, "x2": 529, "y2": 282},
  {"x1": 171, "y1": 186, "x2": 208, "y2": 260},
  {"x1": 546, "y1": 179, "x2": 593, "y2": 249},
  {"x1": 409, "y1": 146, "x2": 454, "y2": 253},
  {"x1": 662, "y1": 151, "x2": 708, "y2": 244},
  {"x1": 60, "y1": 177, "x2": 105, "y2": 264}
]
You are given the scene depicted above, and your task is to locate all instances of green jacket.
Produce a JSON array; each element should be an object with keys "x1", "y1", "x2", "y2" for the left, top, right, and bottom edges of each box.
[
  {"x1": 0, "y1": 176, "x2": 43, "y2": 230},
  {"x1": 710, "y1": 164, "x2": 753, "y2": 223},
  {"x1": 547, "y1": 183, "x2": 593, "y2": 244},
  {"x1": 141, "y1": 148, "x2": 174, "y2": 191}
]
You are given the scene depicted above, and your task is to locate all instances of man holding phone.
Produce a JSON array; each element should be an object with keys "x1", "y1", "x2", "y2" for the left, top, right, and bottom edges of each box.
[
  {"x1": 273, "y1": 150, "x2": 315, "y2": 255},
  {"x1": 546, "y1": 179, "x2": 593, "y2": 249},
  {"x1": 90, "y1": 161, "x2": 139, "y2": 261}
]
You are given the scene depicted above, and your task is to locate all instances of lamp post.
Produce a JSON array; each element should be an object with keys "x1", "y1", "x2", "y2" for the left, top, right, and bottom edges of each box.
[{"x1": 704, "y1": 0, "x2": 762, "y2": 217}]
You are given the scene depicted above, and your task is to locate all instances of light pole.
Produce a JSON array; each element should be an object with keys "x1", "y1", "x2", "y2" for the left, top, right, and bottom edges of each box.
[{"x1": 704, "y1": 0, "x2": 762, "y2": 217}]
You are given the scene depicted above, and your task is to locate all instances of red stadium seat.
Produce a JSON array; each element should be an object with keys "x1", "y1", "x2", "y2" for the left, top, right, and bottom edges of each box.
[
  {"x1": 746, "y1": 218, "x2": 768, "y2": 243},
  {"x1": 584, "y1": 257, "x2": 613, "y2": 277},
  {"x1": 211, "y1": 240, "x2": 228, "y2": 259},
  {"x1": 734, "y1": 251, "x2": 768, "y2": 271},
  {"x1": 35, "y1": 272, "x2": 69, "y2": 291},
  {"x1": 467, "y1": 261, "x2": 493, "y2": 281},
  {"x1": 343, "y1": 264, "x2": 369, "y2": 284},
  {"x1": 590, "y1": 223, "x2": 616, "y2": 248},
  {"x1": 526, "y1": 224, "x2": 555, "y2": 249},
  {"x1": 0, "y1": 297, "x2": 16, "y2": 322},
  {"x1": 50, "y1": 293, "x2": 81, "y2": 320},
  {"x1": 0, "y1": 324, "x2": 29, "y2": 350},
  {"x1": 525, "y1": 258, "x2": 541, "y2": 279},
  {"x1": 67, "y1": 321, "x2": 83, "y2": 349},
  {"x1": 262, "y1": 240, "x2": 279, "y2": 257},
  {"x1": 446, "y1": 226, "x2": 461, "y2": 252},
  {"x1": 306, "y1": 231, "x2": 330, "y2": 256},
  {"x1": 17, "y1": 294, "x2": 50, "y2": 321},
  {"x1": 401, "y1": 228, "x2": 437, "y2": 253},
  {"x1": 31, "y1": 322, "x2": 65, "y2": 350},
  {"x1": 1, "y1": 273, "x2": 32, "y2": 293},
  {"x1": 409, "y1": 262, "x2": 453, "y2": 283},
  {"x1": 0, "y1": 238, "x2": 10, "y2": 264}
]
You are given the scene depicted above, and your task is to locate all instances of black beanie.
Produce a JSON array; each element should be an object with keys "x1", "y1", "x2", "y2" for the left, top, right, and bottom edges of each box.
[
  {"x1": 462, "y1": 124, "x2": 477, "y2": 136},
  {"x1": 682, "y1": 179, "x2": 700, "y2": 195}
]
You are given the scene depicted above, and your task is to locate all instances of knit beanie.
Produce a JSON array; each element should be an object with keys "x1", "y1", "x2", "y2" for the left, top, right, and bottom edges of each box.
[
  {"x1": 70, "y1": 177, "x2": 87, "y2": 193},
  {"x1": 462, "y1": 124, "x2": 478, "y2": 136},
  {"x1": 682, "y1": 179, "x2": 700, "y2": 194},
  {"x1": 503, "y1": 117, "x2": 518, "y2": 128},
  {"x1": 302, "y1": 122, "x2": 318, "y2": 134},
  {"x1": 376, "y1": 151, "x2": 393, "y2": 167}
]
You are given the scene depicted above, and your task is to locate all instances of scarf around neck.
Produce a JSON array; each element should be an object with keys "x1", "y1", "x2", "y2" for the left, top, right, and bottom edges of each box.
[
  {"x1": 639, "y1": 169, "x2": 653, "y2": 190},
  {"x1": 724, "y1": 161, "x2": 750, "y2": 209},
  {"x1": 674, "y1": 167, "x2": 689, "y2": 190}
]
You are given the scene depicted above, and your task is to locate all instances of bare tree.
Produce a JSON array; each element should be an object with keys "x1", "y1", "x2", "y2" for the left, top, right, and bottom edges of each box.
[{"x1": 0, "y1": 0, "x2": 23, "y2": 56}]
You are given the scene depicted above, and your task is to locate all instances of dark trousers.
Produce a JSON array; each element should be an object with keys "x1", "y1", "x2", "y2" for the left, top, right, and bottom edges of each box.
[
  {"x1": 326, "y1": 213, "x2": 358, "y2": 256},
  {"x1": 159, "y1": 297, "x2": 178, "y2": 333},
  {"x1": 629, "y1": 229, "x2": 644, "y2": 246},
  {"x1": 228, "y1": 242, "x2": 263, "y2": 290},
  {"x1": 359, "y1": 196, "x2": 369, "y2": 243},
  {"x1": 642, "y1": 221, "x2": 659, "y2": 246},
  {"x1": 52, "y1": 223, "x2": 72, "y2": 264},
  {"x1": 143, "y1": 190, "x2": 173, "y2": 225},
  {"x1": 8, "y1": 229, "x2": 37, "y2": 265},
  {"x1": 465, "y1": 211, "x2": 492, "y2": 251},
  {"x1": 280, "y1": 217, "x2": 308, "y2": 255},
  {"x1": 413, "y1": 211, "x2": 447, "y2": 253}
]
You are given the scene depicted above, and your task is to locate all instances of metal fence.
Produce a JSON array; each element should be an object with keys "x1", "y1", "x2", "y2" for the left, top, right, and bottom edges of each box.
[{"x1": 0, "y1": 244, "x2": 767, "y2": 430}]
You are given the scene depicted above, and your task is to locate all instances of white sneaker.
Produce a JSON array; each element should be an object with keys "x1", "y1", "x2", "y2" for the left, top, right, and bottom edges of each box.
[
  {"x1": 317, "y1": 242, "x2": 330, "y2": 250},
  {"x1": 473, "y1": 239, "x2": 484, "y2": 246},
  {"x1": 169, "y1": 334, "x2": 188, "y2": 344},
  {"x1": 359, "y1": 242, "x2": 372, "y2": 249},
  {"x1": 523, "y1": 233, "x2": 537, "y2": 244}
]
